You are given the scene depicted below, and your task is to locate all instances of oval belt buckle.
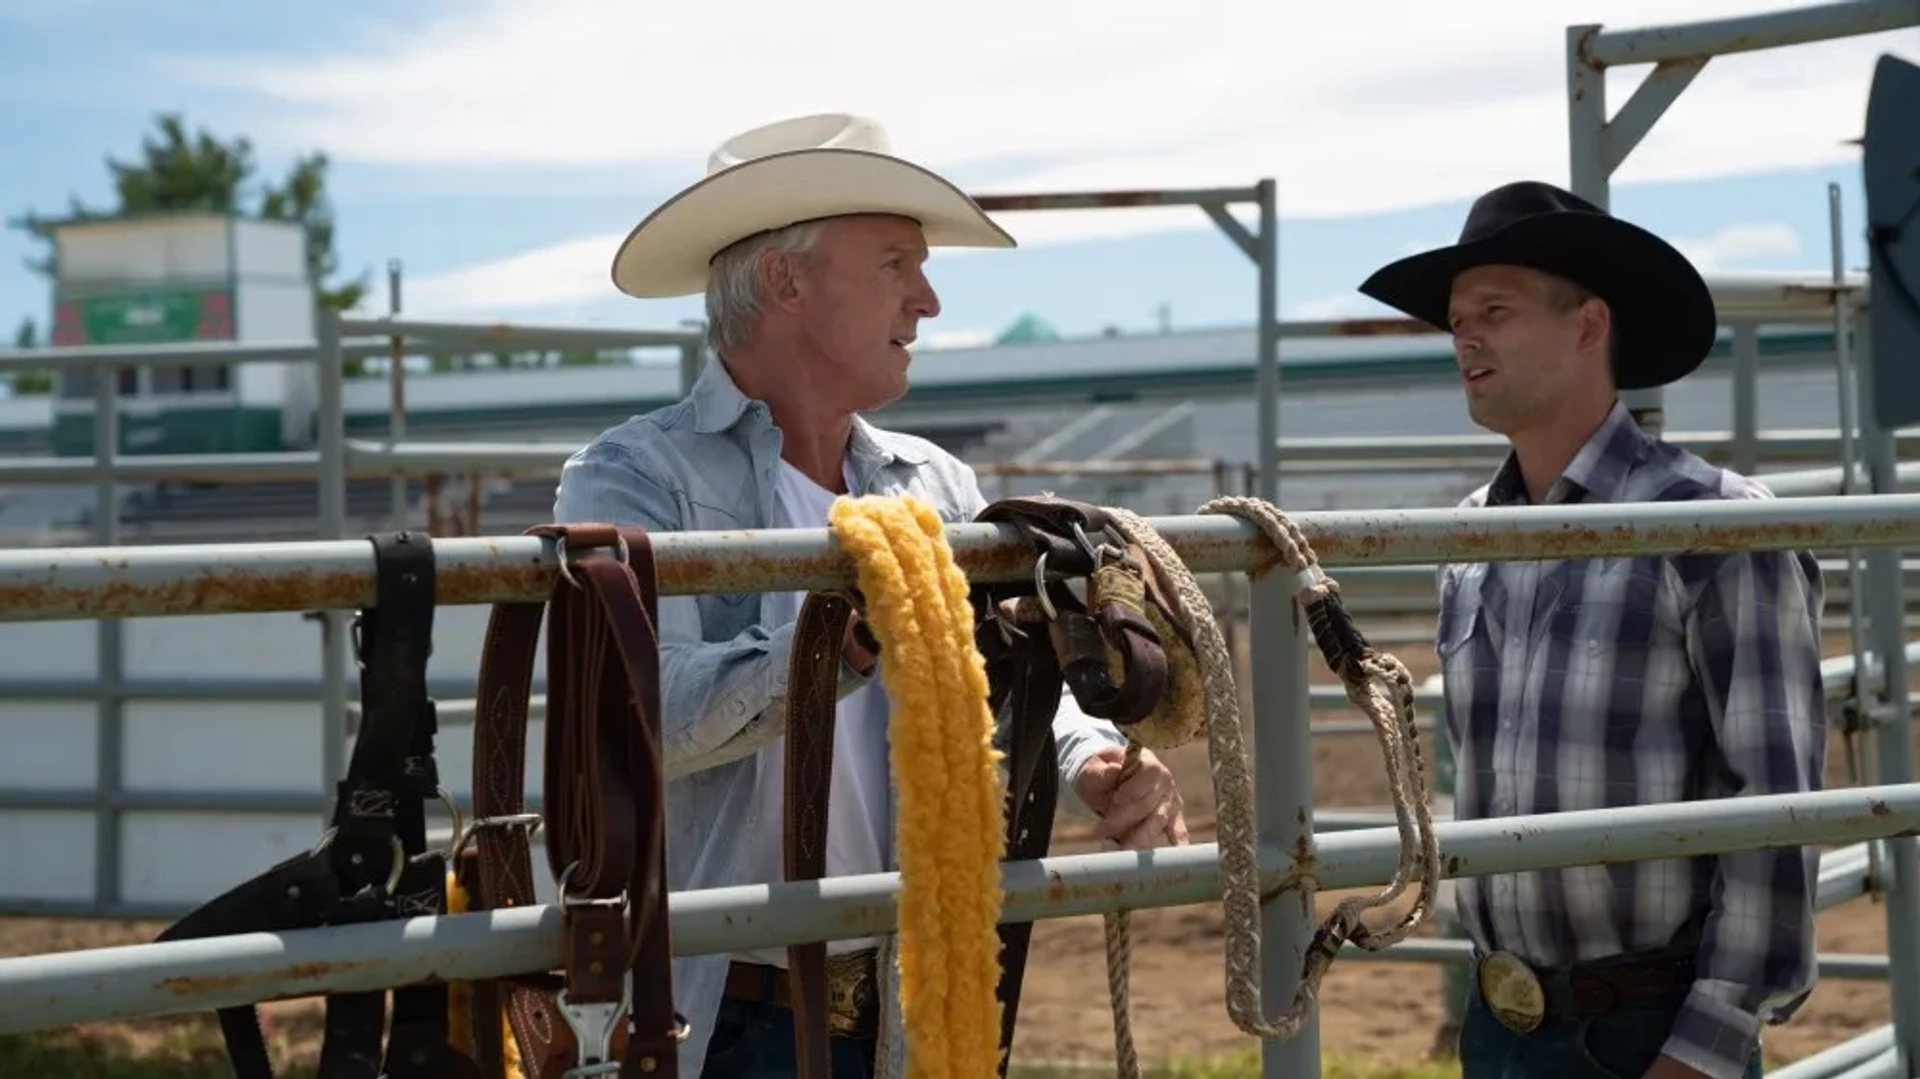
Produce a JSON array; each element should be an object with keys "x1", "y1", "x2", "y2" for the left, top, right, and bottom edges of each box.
[{"x1": 1478, "y1": 951, "x2": 1547, "y2": 1034}]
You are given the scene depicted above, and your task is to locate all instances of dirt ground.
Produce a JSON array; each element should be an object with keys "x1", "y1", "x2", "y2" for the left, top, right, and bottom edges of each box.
[{"x1": 0, "y1": 621, "x2": 1904, "y2": 1072}]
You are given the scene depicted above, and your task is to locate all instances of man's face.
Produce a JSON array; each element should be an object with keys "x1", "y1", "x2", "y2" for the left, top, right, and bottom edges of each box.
[
  {"x1": 1445, "y1": 264, "x2": 1602, "y2": 436},
  {"x1": 788, "y1": 214, "x2": 940, "y2": 411}
]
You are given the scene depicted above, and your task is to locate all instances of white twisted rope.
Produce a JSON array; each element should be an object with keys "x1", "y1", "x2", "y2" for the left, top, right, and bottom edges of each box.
[{"x1": 1091, "y1": 495, "x2": 1441, "y2": 1065}]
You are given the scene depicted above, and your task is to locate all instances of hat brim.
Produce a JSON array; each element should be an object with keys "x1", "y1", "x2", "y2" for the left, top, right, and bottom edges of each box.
[
  {"x1": 1356, "y1": 212, "x2": 1718, "y2": 390},
  {"x1": 610, "y1": 148, "x2": 1016, "y2": 299}
]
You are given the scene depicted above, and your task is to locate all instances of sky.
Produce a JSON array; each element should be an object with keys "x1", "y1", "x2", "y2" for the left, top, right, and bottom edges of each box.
[{"x1": 0, "y1": 0, "x2": 1912, "y2": 353}]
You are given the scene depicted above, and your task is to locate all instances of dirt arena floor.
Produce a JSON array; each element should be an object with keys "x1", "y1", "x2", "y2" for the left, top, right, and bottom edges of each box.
[{"x1": 0, "y1": 620, "x2": 1904, "y2": 1072}]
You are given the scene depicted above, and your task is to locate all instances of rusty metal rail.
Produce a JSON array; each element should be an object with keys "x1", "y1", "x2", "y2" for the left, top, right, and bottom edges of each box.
[
  {"x1": 0, "y1": 780, "x2": 1914, "y2": 1034},
  {"x1": 2, "y1": 493, "x2": 1917, "y2": 622}
]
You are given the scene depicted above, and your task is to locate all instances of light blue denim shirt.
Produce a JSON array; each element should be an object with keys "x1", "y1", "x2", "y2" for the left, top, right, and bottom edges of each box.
[{"x1": 552, "y1": 357, "x2": 1127, "y2": 1077}]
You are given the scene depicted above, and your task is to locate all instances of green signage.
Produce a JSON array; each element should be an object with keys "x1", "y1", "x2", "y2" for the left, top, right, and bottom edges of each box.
[{"x1": 50, "y1": 289, "x2": 235, "y2": 347}]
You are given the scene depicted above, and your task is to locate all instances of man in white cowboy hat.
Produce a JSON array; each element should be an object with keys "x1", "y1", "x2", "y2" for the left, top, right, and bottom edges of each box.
[
  {"x1": 1358, "y1": 181, "x2": 1827, "y2": 1079},
  {"x1": 554, "y1": 113, "x2": 1190, "y2": 1079}
]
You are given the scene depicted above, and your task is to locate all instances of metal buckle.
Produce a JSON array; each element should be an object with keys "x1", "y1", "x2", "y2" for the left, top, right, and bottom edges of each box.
[
  {"x1": 1477, "y1": 950, "x2": 1546, "y2": 1034},
  {"x1": 824, "y1": 949, "x2": 880, "y2": 1039},
  {"x1": 556, "y1": 979, "x2": 631, "y2": 1079}
]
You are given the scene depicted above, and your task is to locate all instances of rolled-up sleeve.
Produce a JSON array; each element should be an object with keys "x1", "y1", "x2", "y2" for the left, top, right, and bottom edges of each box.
[{"x1": 1666, "y1": 544, "x2": 1827, "y2": 1079}]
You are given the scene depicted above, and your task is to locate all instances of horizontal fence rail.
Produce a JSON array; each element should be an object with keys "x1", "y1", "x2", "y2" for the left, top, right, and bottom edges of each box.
[
  {"x1": 2, "y1": 781, "x2": 1915, "y2": 1035},
  {"x1": 4, "y1": 493, "x2": 1920, "y2": 620}
]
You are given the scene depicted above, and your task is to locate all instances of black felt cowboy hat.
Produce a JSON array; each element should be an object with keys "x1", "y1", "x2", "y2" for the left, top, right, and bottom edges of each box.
[{"x1": 1357, "y1": 181, "x2": 1718, "y2": 390}]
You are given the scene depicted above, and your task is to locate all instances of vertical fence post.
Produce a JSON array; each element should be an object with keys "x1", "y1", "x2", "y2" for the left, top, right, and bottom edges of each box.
[
  {"x1": 1856, "y1": 320, "x2": 1920, "y2": 1075},
  {"x1": 386, "y1": 260, "x2": 408, "y2": 530},
  {"x1": 316, "y1": 308, "x2": 350, "y2": 806},
  {"x1": 91, "y1": 357, "x2": 125, "y2": 912},
  {"x1": 1731, "y1": 322, "x2": 1759, "y2": 475},
  {"x1": 1255, "y1": 566, "x2": 1320, "y2": 1078},
  {"x1": 1254, "y1": 177, "x2": 1279, "y2": 505}
]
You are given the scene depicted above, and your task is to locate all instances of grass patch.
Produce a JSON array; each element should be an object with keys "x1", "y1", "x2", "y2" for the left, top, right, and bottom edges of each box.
[
  {"x1": 0, "y1": 1015, "x2": 319, "y2": 1079},
  {"x1": 1010, "y1": 1046, "x2": 1460, "y2": 1079},
  {"x1": 2, "y1": 1023, "x2": 1459, "y2": 1079}
]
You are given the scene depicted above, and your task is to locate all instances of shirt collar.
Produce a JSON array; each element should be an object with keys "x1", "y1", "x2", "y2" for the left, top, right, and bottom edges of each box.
[
  {"x1": 689, "y1": 357, "x2": 925, "y2": 466},
  {"x1": 1484, "y1": 398, "x2": 1650, "y2": 507}
]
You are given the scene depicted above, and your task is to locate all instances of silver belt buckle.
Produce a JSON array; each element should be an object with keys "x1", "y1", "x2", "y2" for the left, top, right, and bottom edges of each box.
[{"x1": 1478, "y1": 950, "x2": 1547, "y2": 1034}]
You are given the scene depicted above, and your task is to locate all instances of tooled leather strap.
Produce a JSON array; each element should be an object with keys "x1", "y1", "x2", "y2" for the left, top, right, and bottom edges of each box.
[
  {"x1": 782, "y1": 592, "x2": 857, "y2": 1079},
  {"x1": 468, "y1": 523, "x2": 682, "y2": 1079}
]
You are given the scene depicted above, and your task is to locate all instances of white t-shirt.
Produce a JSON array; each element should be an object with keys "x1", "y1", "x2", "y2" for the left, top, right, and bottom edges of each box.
[{"x1": 734, "y1": 459, "x2": 893, "y2": 967}]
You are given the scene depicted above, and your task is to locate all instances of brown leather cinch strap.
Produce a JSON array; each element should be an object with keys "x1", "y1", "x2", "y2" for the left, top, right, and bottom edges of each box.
[{"x1": 462, "y1": 522, "x2": 685, "y2": 1079}]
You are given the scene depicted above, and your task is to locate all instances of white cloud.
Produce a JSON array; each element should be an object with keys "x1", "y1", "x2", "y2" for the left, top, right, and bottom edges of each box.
[
  {"x1": 1285, "y1": 293, "x2": 1398, "y2": 322},
  {"x1": 398, "y1": 233, "x2": 621, "y2": 316},
  {"x1": 182, "y1": 0, "x2": 1909, "y2": 314},
  {"x1": 1672, "y1": 222, "x2": 1802, "y2": 272},
  {"x1": 916, "y1": 329, "x2": 999, "y2": 352}
]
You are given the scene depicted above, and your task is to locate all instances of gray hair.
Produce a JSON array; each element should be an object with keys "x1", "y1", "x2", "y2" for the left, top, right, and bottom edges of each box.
[{"x1": 703, "y1": 219, "x2": 828, "y2": 355}]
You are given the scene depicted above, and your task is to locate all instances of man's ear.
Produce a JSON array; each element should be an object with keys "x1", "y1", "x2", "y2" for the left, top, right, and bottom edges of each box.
[
  {"x1": 760, "y1": 249, "x2": 807, "y2": 315},
  {"x1": 1578, "y1": 295, "x2": 1613, "y2": 359}
]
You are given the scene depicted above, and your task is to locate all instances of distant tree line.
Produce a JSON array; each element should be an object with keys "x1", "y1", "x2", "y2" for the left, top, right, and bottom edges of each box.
[{"x1": 6, "y1": 113, "x2": 631, "y2": 396}]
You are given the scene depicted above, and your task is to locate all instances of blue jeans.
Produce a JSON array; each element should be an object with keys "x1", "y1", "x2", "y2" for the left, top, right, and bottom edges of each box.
[
  {"x1": 700, "y1": 996, "x2": 877, "y2": 1079},
  {"x1": 1459, "y1": 976, "x2": 1762, "y2": 1079}
]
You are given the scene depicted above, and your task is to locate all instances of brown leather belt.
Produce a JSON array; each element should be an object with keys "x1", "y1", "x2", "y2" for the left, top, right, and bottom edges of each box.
[
  {"x1": 777, "y1": 494, "x2": 1185, "y2": 1079},
  {"x1": 1476, "y1": 949, "x2": 1697, "y2": 1033},
  {"x1": 458, "y1": 522, "x2": 685, "y2": 1079}
]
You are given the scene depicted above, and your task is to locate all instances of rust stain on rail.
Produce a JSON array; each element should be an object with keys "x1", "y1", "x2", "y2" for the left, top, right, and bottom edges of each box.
[
  {"x1": 0, "y1": 561, "x2": 370, "y2": 621},
  {"x1": 157, "y1": 959, "x2": 381, "y2": 999},
  {"x1": 971, "y1": 190, "x2": 1183, "y2": 212},
  {"x1": 1300, "y1": 516, "x2": 1919, "y2": 566}
]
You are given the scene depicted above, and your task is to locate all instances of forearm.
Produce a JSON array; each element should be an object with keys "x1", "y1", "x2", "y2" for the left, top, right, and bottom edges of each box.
[
  {"x1": 1667, "y1": 543, "x2": 1827, "y2": 1079},
  {"x1": 1049, "y1": 690, "x2": 1127, "y2": 811}
]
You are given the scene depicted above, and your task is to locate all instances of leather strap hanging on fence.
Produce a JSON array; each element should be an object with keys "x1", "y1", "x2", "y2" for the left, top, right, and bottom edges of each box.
[
  {"x1": 968, "y1": 495, "x2": 1201, "y2": 1077},
  {"x1": 779, "y1": 589, "x2": 859, "y2": 1079},
  {"x1": 776, "y1": 493, "x2": 1194, "y2": 1079},
  {"x1": 154, "y1": 530, "x2": 480, "y2": 1079},
  {"x1": 457, "y1": 522, "x2": 686, "y2": 1079}
]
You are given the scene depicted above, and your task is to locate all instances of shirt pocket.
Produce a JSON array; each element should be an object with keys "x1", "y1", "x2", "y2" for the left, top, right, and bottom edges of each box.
[{"x1": 1537, "y1": 560, "x2": 1673, "y2": 767}]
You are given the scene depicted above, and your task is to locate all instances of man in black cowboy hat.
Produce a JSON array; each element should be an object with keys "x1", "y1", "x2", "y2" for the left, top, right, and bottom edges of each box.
[{"x1": 1359, "y1": 181, "x2": 1828, "y2": 1079}]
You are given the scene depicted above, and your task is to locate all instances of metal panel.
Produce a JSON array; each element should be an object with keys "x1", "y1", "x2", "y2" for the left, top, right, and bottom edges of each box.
[{"x1": 1864, "y1": 54, "x2": 1920, "y2": 430}]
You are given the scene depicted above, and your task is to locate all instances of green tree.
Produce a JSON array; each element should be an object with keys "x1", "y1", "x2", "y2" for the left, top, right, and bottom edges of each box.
[
  {"x1": 7, "y1": 317, "x2": 51, "y2": 395},
  {"x1": 16, "y1": 113, "x2": 368, "y2": 311}
]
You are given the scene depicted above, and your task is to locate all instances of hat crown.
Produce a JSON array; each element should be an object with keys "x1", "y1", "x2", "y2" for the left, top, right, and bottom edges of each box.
[
  {"x1": 706, "y1": 113, "x2": 894, "y2": 176},
  {"x1": 1458, "y1": 181, "x2": 1606, "y2": 244}
]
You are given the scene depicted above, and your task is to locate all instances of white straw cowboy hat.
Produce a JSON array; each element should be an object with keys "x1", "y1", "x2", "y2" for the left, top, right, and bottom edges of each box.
[{"x1": 609, "y1": 113, "x2": 1017, "y2": 298}]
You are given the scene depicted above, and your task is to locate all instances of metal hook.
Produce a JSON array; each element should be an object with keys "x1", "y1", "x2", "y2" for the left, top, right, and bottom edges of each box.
[{"x1": 1033, "y1": 551, "x2": 1059, "y2": 621}]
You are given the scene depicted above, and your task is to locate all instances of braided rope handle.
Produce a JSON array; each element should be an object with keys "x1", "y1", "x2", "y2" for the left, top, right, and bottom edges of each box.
[{"x1": 1093, "y1": 496, "x2": 1440, "y2": 1051}]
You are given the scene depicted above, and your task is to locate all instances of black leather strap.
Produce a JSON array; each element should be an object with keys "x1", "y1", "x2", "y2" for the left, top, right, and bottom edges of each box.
[{"x1": 153, "y1": 531, "x2": 479, "y2": 1079}]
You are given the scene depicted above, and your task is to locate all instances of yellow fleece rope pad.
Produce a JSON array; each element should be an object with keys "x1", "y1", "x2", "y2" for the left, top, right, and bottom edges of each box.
[
  {"x1": 445, "y1": 869, "x2": 523, "y2": 1079},
  {"x1": 826, "y1": 494, "x2": 1008, "y2": 1079}
]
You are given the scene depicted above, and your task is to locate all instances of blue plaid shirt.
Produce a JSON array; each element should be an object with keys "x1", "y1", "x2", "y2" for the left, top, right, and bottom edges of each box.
[{"x1": 1436, "y1": 400, "x2": 1828, "y2": 1079}]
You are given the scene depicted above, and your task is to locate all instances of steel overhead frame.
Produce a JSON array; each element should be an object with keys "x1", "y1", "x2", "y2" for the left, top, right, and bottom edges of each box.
[
  {"x1": 1567, "y1": 5, "x2": 1920, "y2": 1076},
  {"x1": 1565, "y1": 0, "x2": 1912, "y2": 439}
]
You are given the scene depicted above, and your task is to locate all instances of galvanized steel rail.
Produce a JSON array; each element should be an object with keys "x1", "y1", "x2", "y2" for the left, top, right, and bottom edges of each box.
[
  {"x1": 3, "y1": 493, "x2": 1918, "y2": 620},
  {"x1": 1, "y1": 782, "x2": 1914, "y2": 1034}
]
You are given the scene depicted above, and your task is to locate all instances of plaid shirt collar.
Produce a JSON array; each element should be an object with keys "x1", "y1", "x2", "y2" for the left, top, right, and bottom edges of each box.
[{"x1": 1482, "y1": 398, "x2": 1648, "y2": 509}]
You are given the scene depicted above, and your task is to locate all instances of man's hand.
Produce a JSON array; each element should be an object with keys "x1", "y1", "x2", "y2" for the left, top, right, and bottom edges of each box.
[
  {"x1": 842, "y1": 612, "x2": 878, "y2": 677},
  {"x1": 1642, "y1": 1054, "x2": 1712, "y2": 1079},
  {"x1": 1073, "y1": 744, "x2": 1190, "y2": 849}
]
